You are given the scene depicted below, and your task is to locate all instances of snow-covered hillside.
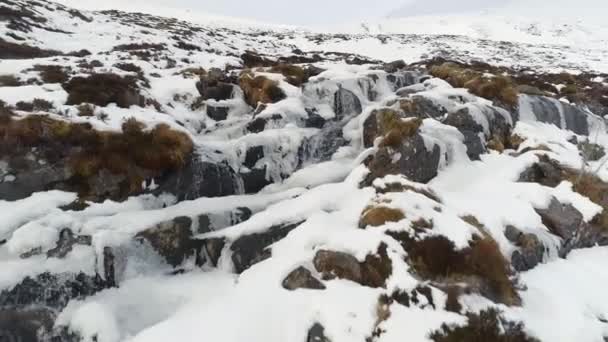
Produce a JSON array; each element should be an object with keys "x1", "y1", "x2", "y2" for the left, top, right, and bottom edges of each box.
[{"x1": 1, "y1": 1, "x2": 608, "y2": 342}]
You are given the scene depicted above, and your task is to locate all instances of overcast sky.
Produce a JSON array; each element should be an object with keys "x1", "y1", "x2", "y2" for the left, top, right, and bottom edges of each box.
[{"x1": 56, "y1": 0, "x2": 606, "y2": 26}]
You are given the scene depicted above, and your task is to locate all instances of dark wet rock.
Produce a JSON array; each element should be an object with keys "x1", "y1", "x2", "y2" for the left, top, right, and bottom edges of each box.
[
  {"x1": 443, "y1": 111, "x2": 483, "y2": 155},
  {"x1": 230, "y1": 221, "x2": 303, "y2": 273},
  {"x1": 135, "y1": 216, "x2": 194, "y2": 267},
  {"x1": 196, "y1": 68, "x2": 234, "y2": 101},
  {"x1": 156, "y1": 155, "x2": 241, "y2": 201},
  {"x1": 383, "y1": 60, "x2": 407, "y2": 73},
  {"x1": 207, "y1": 104, "x2": 229, "y2": 121},
  {"x1": 241, "y1": 51, "x2": 276, "y2": 68},
  {"x1": 444, "y1": 108, "x2": 485, "y2": 133},
  {"x1": 305, "y1": 110, "x2": 326, "y2": 129},
  {"x1": 579, "y1": 141, "x2": 606, "y2": 161},
  {"x1": 197, "y1": 207, "x2": 253, "y2": 233},
  {"x1": 240, "y1": 167, "x2": 270, "y2": 194},
  {"x1": 520, "y1": 95, "x2": 589, "y2": 135},
  {"x1": 461, "y1": 131, "x2": 486, "y2": 160},
  {"x1": 0, "y1": 307, "x2": 80, "y2": 342},
  {"x1": 46, "y1": 228, "x2": 92, "y2": 259},
  {"x1": 387, "y1": 71, "x2": 420, "y2": 90},
  {"x1": 518, "y1": 156, "x2": 564, "y2": 187},
  {"x1": 103, "y1": 246, "x2": 116, "y2": 287},
  {"x1": 307, "y1": 323, "x2": 331, "y2": 342},
  {"x1": 408, "y1": 95, "x2": 448, "y2": 119},
  {"x1": 282, "y1": 266, "x2": 326, "y2": 290},
  {"x1": 0, "y1": 272, "x2": 106, "y2": 309},
  {"x1": 299, "y1": 122, "x2": 348, "y2": 164},
  {"x1": 198, "y1": 237, "x2": 226, "y2": 267},
  {"x1": 364, "y1": 134, "x2": 442, "y2": 185},
  {"x1": 63, "y1": 73, "x2": 144, "y2": 108},
  {"x1": 333, "y1": 86, "x2": 362, "y2": 119},
  {"x1": 313, "y1": 244, "x2": 392, "y2": 288},
  {"x1": 504, "y1": 226, "x2": 546, "y2": 272},
  {"x1": 314, "y1": 250, "x2": 361, "y2": 283},
  {"x1": 246, "y1": 114, "x2": 284, "y2": 134},
  {"x1": 536, "y1": 198, "x2": 583, "y2": 241},
  {"x1": 244, "y1": 146, "x2": 265, "y2": 169},
  {"x1": 0, "y1": 155, "x2": 70, "y2": 201}
]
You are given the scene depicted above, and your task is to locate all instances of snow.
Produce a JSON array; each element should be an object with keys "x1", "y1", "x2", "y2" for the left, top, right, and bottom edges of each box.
[{"x1": 1, "y1": 1, "x2": 608, "y2": 342}]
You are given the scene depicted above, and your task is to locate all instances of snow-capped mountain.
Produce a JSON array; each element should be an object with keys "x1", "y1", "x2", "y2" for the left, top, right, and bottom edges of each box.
[{"x1": 1, "y1": 1, "x2": 608, "y2": 342}]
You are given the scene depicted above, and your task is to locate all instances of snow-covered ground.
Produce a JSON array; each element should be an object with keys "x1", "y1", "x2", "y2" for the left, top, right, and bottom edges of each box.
[{"x1": 1, "y1": 1, "x2": 608, "y2": 342}]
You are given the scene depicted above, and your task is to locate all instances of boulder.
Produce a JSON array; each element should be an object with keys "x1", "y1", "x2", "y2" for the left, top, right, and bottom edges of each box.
[
  {"x1": 313, "y1": 244, "x2": 392, "y2": 288},
  {"x1": 207, "y1": 104, "x2": 229, "y2": 121},
  {"x1": 230, "y1": 221, "x2": 303, "y2": 273},
  {"x1": 282, "y1": 266, "x2": 326, "y2": 291},
  {"x1": 333, "y1": 86, "x2": 362, "y2": 120},
  {"x1": 504, "y1": 226, "x2": 546, "y2": 272},
  {"x1": 535, "y1": 198, "x2": 583, "y2": 241},
  {"x1": 244, "y1": 145, "x2": 265, "y2": 169},
  {"x1": 364, "y1": 134, "x2": 442, "y2": 185},
  {"x1": 198, "y1": 237, "x2": 226, "y2": 267},
  {"x1": 156, "y1": 156, "x2": 242, "y2": 201},
  {"x1": 135, "y1": 216, "x2": 195, "y2": 267},
  {"x1": 518, "y1": 156, "x2": 564, "y2": 187},
  {"x1": 196, "y1": 68, "x2": 234, "y2": 101},
  {"x1": 198, "y1": 207, "x2": 253, "y2": 233},
  {"x1": 47, "y1": 228, "x2": 92, "y2": 259},
  {"x1": 307, "y1": 323, "x2": 331, "y2": 342},
  {"x1": 63, "y1": 73, "x2": 144, "y2": 108},
  {"x1": 240, "y1": 166, "x2": 271, "y2": 194},
  {"x1": 383, "y1": 60, "x2": 407, "y2": 73}
]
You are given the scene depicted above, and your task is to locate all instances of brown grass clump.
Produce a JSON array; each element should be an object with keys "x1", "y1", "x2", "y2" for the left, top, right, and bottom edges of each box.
[
  {"x1": 376, "y1": 182, "x2": 442, "y2": 203},
  {"x1": 33, "y1": 65, "x2": 70, "y2": 84},
  {"x1": 77, "y1": 104, "x2": 95, "y2": 117},
  {"x1": 15, "y1": 98, "x2": 54, "y2": 112},
  {"x1": 566, "y1": 171, "x2": 608, "y2": 232},
  {"x1": 269, "y1": 64, "x2": 307, "y2": 86},
  {"x1": 429, "y1": 63, "x2": 519, "y2": 107},
  {"x1": 238, "y1": 71, "x2": 286, "y2": 107},
  {"x1": 359, "y1": 206, "x2": 406, "y2": 228},
  {"x1": 376, "y1": 109, "x2": 423, "y2": 148},
  {"x1": 430, "y1": 308, "x2": 539, "y2": 342},
  {"x1": 398, "y1": 233, "x2": 519, "y2": 306},
  {"x1": 63, "y1": 73, "x2": 144, "y2": 108},
  {"x1": 0, "y1": 114, "x2": 193, "y2": 198},
  {"x1": 0, "y1": 74, "x2": 21, "y2": 86}
]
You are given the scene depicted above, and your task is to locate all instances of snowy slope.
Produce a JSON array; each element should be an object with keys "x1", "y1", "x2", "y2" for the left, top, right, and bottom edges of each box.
[{"x1": 1, "y1": 1, "x2": 608, "y2": 342}]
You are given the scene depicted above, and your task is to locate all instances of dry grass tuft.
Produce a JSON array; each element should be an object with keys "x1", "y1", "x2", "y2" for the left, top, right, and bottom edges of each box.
[
  {"x1": 0, "y1": 114, "x2": 192, "y2": 198},
  {"x1": 238, "y1": 71, "x2": 286, "y2": 107},
  {"x1": 269, "y1": 64, "x2": 307, "y2": 86},
  {"x1": 0, "y1": 74, "x2": 21, "y2": 86},
  {"x1": 392, "y1": 231, "x2": 519, "y2": 306},
  {"x1": 375, "y1": 109, "x2": 423, "y2": 148},
  {"x1": 430, "y1": 63, "x2": 519, "y2": 107},
  {"x1": 430, "y1": 308, "x2": 539, "y2": 342},
  {"x1": 359, "y1": 206, "x2": 406, "y2": 228}
]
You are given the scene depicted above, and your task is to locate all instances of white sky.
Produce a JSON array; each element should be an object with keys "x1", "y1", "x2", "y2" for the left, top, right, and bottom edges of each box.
[{"x1": 56, "y1": 0, "x2": 607, "y2": 27}]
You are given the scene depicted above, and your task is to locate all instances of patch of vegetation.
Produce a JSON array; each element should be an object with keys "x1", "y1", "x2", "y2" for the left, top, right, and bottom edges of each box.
[
  {"x1": 238, "y1": 71, "x2": 286, "y2": 107},
  {"x1": 390, "y1": 232, "x2": 519, "y2": 306},
  {"x1": 269, "y1": 64, "x2": 307, "y2": 86},
  {"x1": 430, "y1": 308, "x2": 539, "y2": 342},
  {"x1": 0, "y1": 38, "x2": 61, "y2": 59},
  {"x1": 112, "y1": 43, "x2": 165, "y2": 51},
  {"x1": 0, "y1": 114, "x2": 192, "y2": 198},
  {"x1": 359, "y1": 206, "x2": 406, "y2": 228},
  {"x1": 430, "y1": 62, "x2": 519, "y2": 107},
  {"x1": 76, "y1": 104, "x2": 95, "y2": 117},
  {"x1": 15, "y1": 98, "x2": 54, "y2": 112},
  {"x1": 114, "y1": 62, "x2": 142, "y2": 73},
  {"x1": 0, "y1": 74, "x2": 22, "y2": 86},
  {"x1": 63, "y1": 73, "x2": 143, "y2": 108},
  {"x1": 374, "y1": 109, "x2": 423, "y2": 148},
  {"x1": 375, "y1": 182, "x2": 442, "y2": 203},
  {"x1": 32, "y1": 64, "x2": 70, "y2": 84}
]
